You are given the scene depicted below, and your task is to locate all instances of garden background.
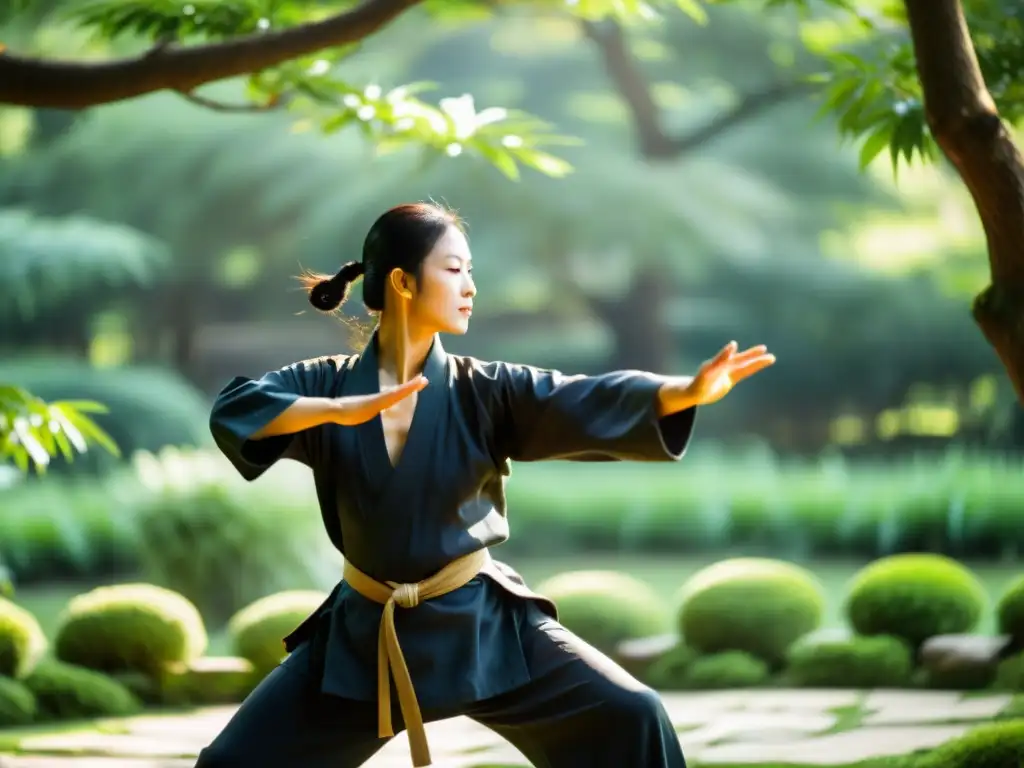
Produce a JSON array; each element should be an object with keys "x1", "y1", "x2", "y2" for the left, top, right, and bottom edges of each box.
[{"x1": 2, "y1": 1, "x2": 1024, "y2": 766}]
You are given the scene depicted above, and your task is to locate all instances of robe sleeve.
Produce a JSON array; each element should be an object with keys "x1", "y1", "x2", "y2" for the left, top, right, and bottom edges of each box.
[
  {"x1": 481, "y1": 362, "x2": 697, "y2": 463},
  {"x1": 209, "y1": 358, "x2": 335, "y2": 481}
]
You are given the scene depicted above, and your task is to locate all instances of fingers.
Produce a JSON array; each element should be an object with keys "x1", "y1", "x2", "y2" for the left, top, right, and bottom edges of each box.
[
  {"x1": 731, "y1": 345, "x2": 768, "y2": 365},
  {"x1": 708, "y1": 341, "x2": 738, "y2": 368},
  {"x1": 373, "y1": 375, "x2": 428, "y2": 410},
  {"x1": 729, "y1": 354, "x2": 776, "y2": 383}
]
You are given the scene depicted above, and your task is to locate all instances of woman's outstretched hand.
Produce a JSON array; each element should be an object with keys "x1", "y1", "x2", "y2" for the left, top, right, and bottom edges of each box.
[
  {"x1": 689, "y1": 342, "x2": 775, "y2": 406},
  {"x1": 332, "y1": 376, "x2": 428, "y2": 426}
]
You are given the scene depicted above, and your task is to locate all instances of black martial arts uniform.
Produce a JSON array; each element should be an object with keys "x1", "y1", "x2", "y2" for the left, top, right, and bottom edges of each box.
[{"x1": 196, "y1": 331, "x2": 697, "y2": 767}]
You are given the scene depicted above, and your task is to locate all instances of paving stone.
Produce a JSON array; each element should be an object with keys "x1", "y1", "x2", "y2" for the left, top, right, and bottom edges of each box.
[
  {"x1": 861, "y1": 694, "x2": 1012, "y2": 725},
  {"x1": 692, "y1": 724, "x2": 974, "y2": 765},
  {"x1": 732, "y1": 690, "x2": 862, "y2": 712},
  {"x1": 1, "y1": 691, "x2": 1009, "y2": 767}
]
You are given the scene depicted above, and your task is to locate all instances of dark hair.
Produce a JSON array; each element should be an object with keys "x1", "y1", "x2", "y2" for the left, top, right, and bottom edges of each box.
[{"x1": 300, "y1": 202, "x2": 462, "y2": 314}]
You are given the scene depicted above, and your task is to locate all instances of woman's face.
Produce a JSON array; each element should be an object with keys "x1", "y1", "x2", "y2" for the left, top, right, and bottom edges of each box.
[{"x1": 406, "y1": 225, "x2": 476, "y2": 335}]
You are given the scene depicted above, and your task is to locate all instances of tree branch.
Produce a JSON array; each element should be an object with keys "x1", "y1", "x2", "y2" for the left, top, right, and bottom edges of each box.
[
  {"x1": 582, "y1": 18, "x2": 809, "y2": 160},
  {"x1": 179, "y1": 90, "x2": 290, "y2": 113},
  {"x1": 903, "y1": 0, "x2": 1024, "y2": 400},
  {"x1": 0, "y1": 0, "x2": 422, "y2": 110}
]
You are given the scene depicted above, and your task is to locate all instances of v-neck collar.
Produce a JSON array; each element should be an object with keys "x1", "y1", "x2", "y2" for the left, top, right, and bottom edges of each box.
[{"x1": 350, "y1": 329, "x2": 448, "y2": 492}]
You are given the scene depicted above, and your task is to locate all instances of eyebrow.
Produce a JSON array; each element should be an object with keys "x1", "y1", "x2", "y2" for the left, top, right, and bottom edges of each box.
[{"x1": 445, "y1": 254, "x2": 472, "y2": 264}]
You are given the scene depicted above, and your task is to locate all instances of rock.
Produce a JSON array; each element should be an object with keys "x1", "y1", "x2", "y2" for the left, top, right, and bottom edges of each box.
[
  {"x1": 613, "y1": 634, "x2": 681, "y2": 679},
  {"x1": 919, "y1": 634, "x2": 1014, "y2": 690},
  {"x1": 159, "y1": 656, "x2": 256, "y2": 706}
]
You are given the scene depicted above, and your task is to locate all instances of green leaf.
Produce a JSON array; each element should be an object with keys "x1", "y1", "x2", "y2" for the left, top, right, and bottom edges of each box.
[
  {"x1": 510, "y1": 147, "x2": 574, "y2": 178},
  {"x1": 476, "y1": 142, "x2": 520, "y2": 181},
  {"x1": 672, "y1": 0, "x2": 708, "y2": 25},
  {"x1": 858, "y1": 121, "x2": 893, "y2": 169}
]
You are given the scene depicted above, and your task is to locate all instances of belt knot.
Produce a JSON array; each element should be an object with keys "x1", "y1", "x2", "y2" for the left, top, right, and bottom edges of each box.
[{"x1": 391, "y1": 582, "x2": 420, "y2": 609}]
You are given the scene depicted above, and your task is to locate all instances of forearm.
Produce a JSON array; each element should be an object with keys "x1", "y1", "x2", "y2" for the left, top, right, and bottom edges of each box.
[
  {"x1": 656, "y1": 376, "x2": 699, "y2": 418},
  {"x1": 250, "y1": 397, "x2": 340, "y2": 439}
]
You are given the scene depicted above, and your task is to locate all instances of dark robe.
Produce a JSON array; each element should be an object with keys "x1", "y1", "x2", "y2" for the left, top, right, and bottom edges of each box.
[{"x1": 209, "y1": 332, "x2": 697, "y2": 711}]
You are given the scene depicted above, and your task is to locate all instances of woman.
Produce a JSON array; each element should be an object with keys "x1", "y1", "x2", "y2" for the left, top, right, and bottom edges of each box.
[{"x1": 198, "y1": 202, "x2": 774, "y2": 768}]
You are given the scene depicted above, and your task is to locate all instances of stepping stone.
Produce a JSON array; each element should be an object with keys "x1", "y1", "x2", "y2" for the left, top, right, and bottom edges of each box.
[
  {"x1": 861, "y1": 693, "x2": 1011, "y2": 725},
  {"x1": 678, "y1": 712, "x2": 836, "y2": 748},
  {"x1": 16, "y1": 732, "x2": 199, "y2": 759},
  {"x1": 735, "y1": 690, "x2": 862, "y2": 712},
  {"x1": 692, "y1": 724, "x2": 973, "y2": 765}
]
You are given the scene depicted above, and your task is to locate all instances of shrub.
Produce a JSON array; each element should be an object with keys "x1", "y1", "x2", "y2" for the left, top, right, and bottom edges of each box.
[
  {"x1": 229, "y1": 590, "x2": 328, "y2": 673},
  {"x1": 677, "y1": 558, "x2": 825, "y2": 666},
  {"x1": 25, "y1": 659, "x2": 142, "y2": 720},
  {"x1": 0, "y1": 676, "x2": 36, "y2": 726},
  {"x1": 996, "y1": 574, "x2": 1024, "y2": 641},
  {"x1": 0, "y1": 596, "x2": 47, "y2": 678},
  {"x1": 0, "y1": 357, "x2": 211, "y2": 475},
  {"x1": 844, "y1": 554, "x2": 987, "y2": 648},
  {"x1": 131, "y1": 448, "x2": 342, "y2": 626},
  {"x1": 678, "y1": 652, "x2": 769, "y2": 690},
  {"x1": 536, "y1": 570, "x2": 669, "y2": 654},
  {"x1": 916, "y1": 719, "x2": 1024, "y2": 768},
  {"x1": 643, "y1": 644, "x2": 698, "y2": 690},
  {"x1": 785, "y1": 633, "x2": 913, "y2": 688},
  {"x1": 0, "y1": 473, "x2": 144, "y2": 583},
  {"x1": 993, "y1": 652, "x2": 1024, "y2": 691},
  {"x1": 54, "y1": 583, "x2": 207, "y2": 676}
]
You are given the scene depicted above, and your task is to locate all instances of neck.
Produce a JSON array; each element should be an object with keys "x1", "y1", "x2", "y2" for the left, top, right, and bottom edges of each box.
[{"x1": 376, "y1": 310, "x2": 435, "y2": 384}]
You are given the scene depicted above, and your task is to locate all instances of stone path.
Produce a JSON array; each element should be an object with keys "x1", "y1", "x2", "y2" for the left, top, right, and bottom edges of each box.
[{"x1": 0, "y1": 690, "x2": 1014, "y2": 767}]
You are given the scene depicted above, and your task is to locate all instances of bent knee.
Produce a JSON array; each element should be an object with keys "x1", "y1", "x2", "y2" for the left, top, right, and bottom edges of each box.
[{"x1": 609, "y1": 684, "x2": 668, "y2": 725}]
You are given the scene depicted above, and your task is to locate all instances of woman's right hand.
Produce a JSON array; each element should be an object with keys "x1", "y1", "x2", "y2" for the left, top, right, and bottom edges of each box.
[{"x1": 331, "y1": 375, "x2": 428, "y2": 426}]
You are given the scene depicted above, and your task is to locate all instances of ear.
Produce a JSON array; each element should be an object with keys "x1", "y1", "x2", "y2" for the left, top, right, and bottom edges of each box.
[{"x1": 388, "y1": 267, "x2": 414, "y2": 301}]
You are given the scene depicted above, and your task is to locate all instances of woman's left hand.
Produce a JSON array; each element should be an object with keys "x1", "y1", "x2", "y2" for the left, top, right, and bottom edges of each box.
[{"x1": 687, "y1": 341, "x2": 776, "y2": 406}]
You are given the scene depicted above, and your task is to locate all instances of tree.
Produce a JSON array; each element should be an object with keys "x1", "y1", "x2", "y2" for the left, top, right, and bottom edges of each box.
[{"x1": 3, "y1": 0, "x2": 1024, "y2": 401}]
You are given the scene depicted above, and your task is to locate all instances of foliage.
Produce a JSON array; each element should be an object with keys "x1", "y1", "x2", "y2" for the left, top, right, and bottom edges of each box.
[
  {"x1": 676, "y1": 558, "x2": 825, "y2": 667},
  {"x1": 915, "y1": 718, "x2": 1024, "y2": 768},
  {"x1": 993, "y1": 652, "x2": 1024, "y2": 693},
  {"x1": 131, "y1": 447, "x2": 344, "y2": 625},
  {"x1": 36, "y1": 0, "x2": 594, "y2": 180},
  {"x1": 0, "y1": 358, "x2": 211, "y2": 475},
  {"x1": 676, "y1": 650, "x2": 770, "y2": 689},
  {"x1": 53, "y1": 583, "x2": 208, "y2": 676},
  {"x1": 5, "y1": 449, "x2": 1024, "y2": 587},
  {"x1": 0, "y1": 596, "x2": 46, "y2": 678},
  {"x1": 0, "y1": 383, "x2": 119, "y2": 476},
  {"x1": 0, "y1": 470, "x2": 143, "y2": 583},
  {"x1": 0, "y1": 207, "x2": 170, "y2": 324},
  {"x1": 23, "y1": 658, "x2": 142, "y2": 720},
  {"x1": 642, "y1": 643, "x2": 698, "y2": 690},
  {"x1": 228, "y1": 590, "x2": 328, "y2": 674},
  {"x1": 844, "y1": 554, "x2": 988, "y2": 647},
  {"x1": 535, "y1": 570, "x2": 670, "y2": 654},
  {"x1": 995, "y1": 574, "x2": 1024, "y2": 641},
  {"x1": 761, "y1": 0, "x2": 1024, "y2": 176},
  {"x1": 784, "y1": 632, "x2": 913, "y2": 688},
  {"x1": 0, "y1": 676, "x2": 36, "y2": 727}
]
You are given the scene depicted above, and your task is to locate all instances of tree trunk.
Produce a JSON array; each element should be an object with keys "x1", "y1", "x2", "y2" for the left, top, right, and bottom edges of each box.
[
  {"x1": 589, "y1": 264, "x2": 673, "y2": 372},
  {"x1": 904, "y1": 0, "x2": 1024, "y2": 403}
]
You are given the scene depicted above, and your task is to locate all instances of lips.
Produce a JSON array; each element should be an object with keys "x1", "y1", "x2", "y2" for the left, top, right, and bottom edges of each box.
[{"x1": 459, "y1": 307, "x2": 473, "y2": 315}]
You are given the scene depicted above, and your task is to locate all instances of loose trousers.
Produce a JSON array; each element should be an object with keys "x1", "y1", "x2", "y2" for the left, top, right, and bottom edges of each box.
[{"x1": 194, "y1": 623, "x2": 687, "y2": 768}]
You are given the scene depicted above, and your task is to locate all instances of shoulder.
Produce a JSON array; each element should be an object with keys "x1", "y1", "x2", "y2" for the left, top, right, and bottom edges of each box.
[
  {"x1": 447, "y1": 354, "x2": 560, "y2": 388},
  {"x1": 283, "y1": 353, "x2": 354, "y2": 374}
]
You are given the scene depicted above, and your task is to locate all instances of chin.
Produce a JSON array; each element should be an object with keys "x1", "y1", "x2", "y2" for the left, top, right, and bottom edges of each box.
[{"x1": 443, "y1": 317, "x2": 471, "y2": 336}]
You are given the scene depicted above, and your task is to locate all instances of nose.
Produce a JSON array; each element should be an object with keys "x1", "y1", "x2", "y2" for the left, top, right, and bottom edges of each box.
[{"x1": 462, "y1": 273, "x2": 476, "y2": 298}]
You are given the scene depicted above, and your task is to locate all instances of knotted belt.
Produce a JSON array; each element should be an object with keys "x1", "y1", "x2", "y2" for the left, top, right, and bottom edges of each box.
[{"x1": 342, "y1": 548, "x2": 491, "y2": 767}]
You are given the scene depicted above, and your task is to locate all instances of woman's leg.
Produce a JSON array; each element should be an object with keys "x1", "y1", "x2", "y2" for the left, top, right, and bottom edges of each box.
[
  {"x1": 466, "y1": 618, "x2": 686, "y2": 768},
  {"x1": 194, "y1": 642, "x2": 389, "y2": 768}
]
